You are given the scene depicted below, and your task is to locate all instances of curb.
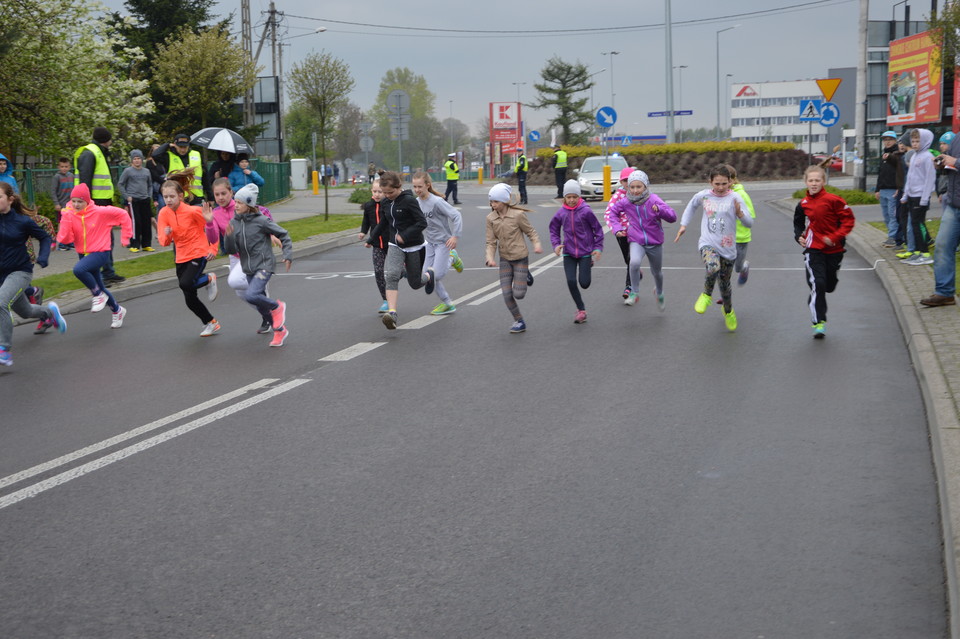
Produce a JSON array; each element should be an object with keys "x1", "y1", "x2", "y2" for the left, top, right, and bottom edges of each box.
[{"x1": 771, "y1": 197, "x2": 960, "y2": 636}]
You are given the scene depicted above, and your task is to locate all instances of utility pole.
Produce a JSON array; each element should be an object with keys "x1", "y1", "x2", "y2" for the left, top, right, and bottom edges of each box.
[
  {"x1": 854, "y1": 0, "x2": 868, "y2": 191},
  {"x1": 241, "y1": 0, "x2": 253, "y2": 128}
]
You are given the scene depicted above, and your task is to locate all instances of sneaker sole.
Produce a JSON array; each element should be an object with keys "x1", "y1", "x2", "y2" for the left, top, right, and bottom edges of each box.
[{"x1": 382, "y1": 314, "x2": 397, "y2": 330}]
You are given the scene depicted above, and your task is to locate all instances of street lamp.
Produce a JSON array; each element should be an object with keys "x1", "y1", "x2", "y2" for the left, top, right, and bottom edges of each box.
[
  {"x1": 512, "y1": 81, "x2": 526, "y2": 105},
  {"x1": 725, "y1": 73, "x2": 734, "y2": 138},
  {"x1": 273, "y1": 26, "x2": 327, "y2": 161},
  {"x1": 674, "y1": 65, "x2": 688, "y2": 142},
  {"x1": 602, "y1": 51, "x2": 620, "y2": 142},
  {"x1": 449, "y1": 100, "x2": 454, "y2": 153},
  {"x1": 715, "y1": 25, "x2": 739, "y2": 140}
]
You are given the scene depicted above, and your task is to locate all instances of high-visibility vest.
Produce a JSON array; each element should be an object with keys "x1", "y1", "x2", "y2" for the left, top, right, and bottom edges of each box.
[
  {"x1": 554, "y1": 150, "x2": 568, "y2": 168},
  {"x1": 444, "y1": 159, "x2": 459, "y2": 180},
  {"x1": 515, "y1": 154, "x2": 528, "y2": 173},
  {"x1": 73, "y1": 144, "x2": 114, "y2": 201},
  {"x1": 168, "y1": 149, "x2": 203, "y2": 198}
]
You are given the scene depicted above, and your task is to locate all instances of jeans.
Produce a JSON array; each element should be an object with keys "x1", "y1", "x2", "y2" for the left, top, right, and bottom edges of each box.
[
  {"x1": 243, "y1": 269, "x2": 279, "y2": 323},
  {"x1": 878, "y1": 189, "x2": 898, "y2": 241},
  {"x1": 73, "y1": 251, "x2": 120, "y2": 313},
  {"x1": 934, "y1": 203, "x2": 960, "y2": 296}
]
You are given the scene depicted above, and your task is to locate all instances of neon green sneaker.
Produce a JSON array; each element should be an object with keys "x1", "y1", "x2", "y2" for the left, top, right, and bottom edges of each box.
[
  {"x1": 724, "y1": 308, "x2": 738, "y2": 332},
  {"x1": 694, "y1": 293, "x2": 712, "y2": 314},
  {"x1": 812, "y1": 322, "x2": 826, "y2": 338},
  {"x1": 896, "y1": 250, "x2": 916, "y2": 259},
  {"x1": 430, "y1": 302, "x2": 457, "y2": 315},
  {"x1": 450, "y1": 249, "x2": 464, "y2": 273}
]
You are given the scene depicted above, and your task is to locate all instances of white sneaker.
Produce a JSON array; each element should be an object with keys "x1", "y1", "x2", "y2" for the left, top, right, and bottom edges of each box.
[
  {"x1": 91, "y1": 292, "x2": 108, "y2": 313},
  {"x1": 200, "y1": 320, "x2": 221, "y2": 337},
  {"x1": 110, "y1": 305, "x2": 126, "y2": 328},
  {"x1": 207, "y1": 273, "x2": 219, "y2": 302}
]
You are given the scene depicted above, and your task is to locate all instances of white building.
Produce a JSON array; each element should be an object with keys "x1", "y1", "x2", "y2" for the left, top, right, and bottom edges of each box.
[{"x1": 730, "y1": 80, "x2": 828, "y2": 154}]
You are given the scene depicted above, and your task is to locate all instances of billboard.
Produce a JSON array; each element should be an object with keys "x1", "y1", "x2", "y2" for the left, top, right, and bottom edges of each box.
[{"x1": 887, "y1": 31, "x2": 943, "y2": 125}]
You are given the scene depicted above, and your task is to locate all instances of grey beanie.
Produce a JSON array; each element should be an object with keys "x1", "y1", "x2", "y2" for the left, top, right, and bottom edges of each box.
[
  {"x1": 130, "y1": 149, "x2": 144, "y2": 160},
  {"x1": 563, "y1": 179, "x2": 580, "y2": 197},
  {"x1": 627, "y1": 170, "x2": 649, "y2": 187},
  {"x1": 235, "y1": 183, "x2": 259, "y2": 207}
]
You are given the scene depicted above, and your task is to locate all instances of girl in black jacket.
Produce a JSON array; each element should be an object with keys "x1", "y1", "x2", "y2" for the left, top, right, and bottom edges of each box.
[{"x1": 359, "y1": 179, "x2": 389, "y2": 313}]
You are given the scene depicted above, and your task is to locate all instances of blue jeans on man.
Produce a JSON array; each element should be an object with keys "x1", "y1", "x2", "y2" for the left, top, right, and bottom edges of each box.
[
  {"x1": 878, "y1": 189, "x2": 899, "y2": 242},
  {"x1": 933, "y1": 203, "x2": 960, "y2": 297}
]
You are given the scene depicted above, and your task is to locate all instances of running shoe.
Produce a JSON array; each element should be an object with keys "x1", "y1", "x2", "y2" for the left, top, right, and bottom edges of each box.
[
  {"x1": 622, "y1": 286, "x2": 631, "y2": 299},
  {"x1": 431, "y1": 302, "x2": 457, "y2": 315},
  {"x1": 694, "y1": 293, "x2": 711, "y2": 314},
  {"x1": 907, "y1": 252, "x2": 933, "y2": 265},
  {"x1": 509, "y1": 319, "x2": 526, "y2": 333},
  {"x1": 450, "y1": 249, "x2": 464, "y2": 273},
  {"x1": 574, "y1": 310, "x2": 587, "y2": 324},
  {"x1": 656, "y1": 290, "x2": 665, "y2": 311},
  {"x1": 34, "y1": 318, "x2": 54, "y2": 334},
  {"x1": 724, "y1": 308, "x2": 738, "y2": 332},
  {"x1": 0, "y1": 347, "x2": 11, "y2": 367},
  {"x1": 28, "y1": 286, "x2": 44, "y2": 305},
  {"x1": 527, "y1": 271, "x2": 534, "y2": 286},
  {"x1": 424, "y1": 268, "x2": 435, "y2": 295},
  {"x1": 382, "y1": 311, "x2": 398, "y2": 330},
  {"x1": 270, "y1": 300, "x2": 286, "y2": 329},
  {"x1": 48, "y1": 301, "x2": 66, "y2": 334},
  {"x1": 812, "y1": 322, "x2": 826, "y2": 338},
  {"x1": 257, "y1": 319, "x2": 272, "y2": 334},
  {"x1": 737, "y1": 261, "x2": 750, "y2": 286},
  {"x1": 91, "y1": 292, "x2": 108, "y2": 313},
  {"x1": 111, "y1": 305, "x2": 127, "y2": 329},
  {"x1": 896, "y1": 250, "x2": 916, "y2": 259},
  {"x1": 270, "y1": 326, "x2": 288, "y2": 347},
  {"x1": 142, "y1": 246, "x2": 155, "y2": 252},
  {"x1": 881, "y1": 240, "x2": 898, "y2": 248},
  {"x1": 200, "y1": 319, "x2": 221, "y2": 336},
  {"x1": 624, "y1": 292, "x2": 638, "y2": 306},
  {"x1": 207, "y1": 273, "x2": 219, "y2": 302},
  {"x1": 378, "y1": 300, "x2": 389, "y2": 314},
  {"x1": 129, "y1": 247, "x2": 140, "y2": 253}
]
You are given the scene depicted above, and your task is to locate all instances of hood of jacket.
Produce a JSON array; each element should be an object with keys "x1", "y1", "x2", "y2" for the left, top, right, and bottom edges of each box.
[
  {"x1": 0, "y1": 152, "x2": 13, "y2": 178},
  {"x1": 915, "y1": 129, "x2": 934, "y2": 153}
]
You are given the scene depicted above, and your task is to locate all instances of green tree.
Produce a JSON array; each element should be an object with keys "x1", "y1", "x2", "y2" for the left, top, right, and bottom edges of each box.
[
  {"x1": 0, "y1": 0, "x2": 154, "y2": 156},
  {"x1": 440, "y1": 118, "x2": 470, "y2": 154},
  {"x1": 407, "y1": 116, "x2": 444, "y2": 171},
  {"x1": 333, "y1": 101, "x2": 362, "y2": 167},
  {"x1": 370, "y1": 67, "x2": 436, "y2": 169},
  {"x1": 531, "y1": 57, "x2": 595, "y2": 146},
  {"x1": 287, "y1": 50, "x2": 355, "y2": 218},
  {"x1": 284, "y1": 102, "x2": 320, "y2": 159},
  {"x1": 928, "y1": 4, "x2": 960, "y2": 69},
  {"x1": 151, "y1": 28, "x2": 259, "y2": 140}
]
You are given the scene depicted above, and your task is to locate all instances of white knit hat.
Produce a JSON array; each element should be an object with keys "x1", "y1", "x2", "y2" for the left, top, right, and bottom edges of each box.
[
  {"x1": 488, "y1": 183, "x2": 512, "y2": 203},
  {"x1": 628, "y1": 170, "x2": 649, "y2": 187},
  {"x1": 563, "y1": 179, "x2": 580, "y2": 197},
  {"x1": 235, "y1": 183, "x2": 259, "y2": 207}
]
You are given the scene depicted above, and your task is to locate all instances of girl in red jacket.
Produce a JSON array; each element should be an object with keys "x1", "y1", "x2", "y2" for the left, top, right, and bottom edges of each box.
[
  {"x1": 56, "y1": 184, "x2": 132, "y2": 328},
  {"x1": 793, "y1": 165, "x2": 856, "y2": 338}
]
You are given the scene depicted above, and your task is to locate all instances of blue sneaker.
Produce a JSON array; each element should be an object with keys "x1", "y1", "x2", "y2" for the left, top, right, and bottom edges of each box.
[
  {"x1": 0, "y1": 347, "x2": 11, "y2": 367},
  {"x1": 378, "y1": 300, "x2": 389, "y2": 314},
  {"x1": 509, "y1": 319, "x2": 526, "y2": 333},
  {"x1": 48, "y1": 302, "x2": 67, "y2": 334}
]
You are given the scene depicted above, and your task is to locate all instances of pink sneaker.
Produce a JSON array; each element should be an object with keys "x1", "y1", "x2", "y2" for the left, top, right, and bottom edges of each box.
[
  {"x1": 270, "y1": 300, "x2": 286, "y2": 329},
  {"x1": 574, "y1": 309, "x2": 587, "y2": 324},
  {"x1": 270, "y1": 326, "x2": 288, "y2": 347}
]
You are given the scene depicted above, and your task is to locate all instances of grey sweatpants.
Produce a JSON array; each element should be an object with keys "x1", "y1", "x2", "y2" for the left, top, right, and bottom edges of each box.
[
  {"x1": 422, "y1": 241, "x2": 453, "y2": 304},
  {"x1": 384, "y1": 245, "x2": 426, "y2": 291},
  {"x1": 630, "y1": 243, "x2": 663, "y2": 295},
  {"x1": 1, "y1": 270, "x2": 50, "y2": 350}
]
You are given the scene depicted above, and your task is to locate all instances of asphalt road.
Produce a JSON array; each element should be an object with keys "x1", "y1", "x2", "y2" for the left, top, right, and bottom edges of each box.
[{"x1": 0, "y1": 184, "x2": 946, "y2": 638}]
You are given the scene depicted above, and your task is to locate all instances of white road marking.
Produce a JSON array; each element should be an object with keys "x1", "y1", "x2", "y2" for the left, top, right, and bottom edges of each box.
[
  {"x1": 319, "y1": 342, "x2": 386, "y2": 361},
  {"x1": 0, "y1": 378, "x2": 279, "y2": 491},
  {"x1": 0, "y1": 378, "x2": 312, "y2": 510},
  {"x1": 399, "y1": 315, "x2": 446, "y2": 330}
]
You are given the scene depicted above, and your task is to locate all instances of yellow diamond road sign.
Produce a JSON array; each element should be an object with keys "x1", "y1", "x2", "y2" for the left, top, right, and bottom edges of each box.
[{"x1": 816, "y1": 78, "x2": 842, "y2": 102}]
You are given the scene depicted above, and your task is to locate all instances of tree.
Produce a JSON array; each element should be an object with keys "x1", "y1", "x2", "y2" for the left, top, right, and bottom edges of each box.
[
  {"x1": 287, "y1": 51, "x2": 354, "y2": 218},
  {"x1": 928, "y1": 4, "x2": 960, "y2": 69},
  {"x1": 284, "y1": 102, "x2": 320, "y2": 158},
  {"x1": 0, "y1": 0, "x2": 154, "y2": 156},
  {"x1": 333, "y1": 101, "x2": 362, "y2": 167},
  {"x1": 407, "y1": 116, "x2": 445, "y2": 170},
  {"x1": 440, "y1": 118, "x2": 470, "y2": 153},
  {"x1": 151, "y1": 28, "x2": 258, "y2": 139},
  {"x1": 370, "y1": 67, "x2": 436, "y2": 169},
  {"x1": 531, "y1": 57, "x2": 595, "y2": 146}
]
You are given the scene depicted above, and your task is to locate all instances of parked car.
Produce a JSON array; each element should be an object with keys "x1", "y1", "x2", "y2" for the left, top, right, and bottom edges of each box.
[{"x1": 574, "y1": 155, "x2": 629, "y2": 199}]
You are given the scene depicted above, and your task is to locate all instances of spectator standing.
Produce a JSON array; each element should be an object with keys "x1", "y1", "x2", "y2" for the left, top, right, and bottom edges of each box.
[{"x1": 74, "y1": 126, "x2": 123, "y2": 284}]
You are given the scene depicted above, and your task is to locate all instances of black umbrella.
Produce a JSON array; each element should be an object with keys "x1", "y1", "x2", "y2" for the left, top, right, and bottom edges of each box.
[{"x1": 190, "y1": 127, "x2": 255, "y2": 155}]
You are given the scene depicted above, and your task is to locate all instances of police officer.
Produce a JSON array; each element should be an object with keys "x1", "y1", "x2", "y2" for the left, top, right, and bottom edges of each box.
[
  {"x1": 444, "y1": 153, "x2": 461, "y2": 205},
  {"x1": 74, "y1": 126, "x2": 123, "y2": 283},
  {"x1": 151, "y1": 132, "x2": 206, "y2": 202},
  {"x1": 515, "y1": 148, "x2": 528, "y2": 205},
  {"x1": 553, "y1": 145, "x2": 568, "y2": 198}
]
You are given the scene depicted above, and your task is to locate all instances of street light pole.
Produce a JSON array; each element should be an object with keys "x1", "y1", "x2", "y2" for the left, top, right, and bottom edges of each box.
[
  {"x1": 665, "y1": 0, "x2": 675, "y2": 144},
  {"x1": 715, "y1": 25, "x2": 739, "y2": 140},
  {"x1": 449, "y1": 100, "x2": 454, "y2": 153},
  {"x1": 601, "y1": 51, "x2": 620, "y2": 146},
  {"x1": 674, "y1": 65, "x2": 687, "y2": 142}
]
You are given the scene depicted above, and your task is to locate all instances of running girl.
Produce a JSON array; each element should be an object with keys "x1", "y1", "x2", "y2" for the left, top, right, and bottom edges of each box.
[
  {"x1": 56, "y1": 183, "x2": 132, "y2": 329},
  {"x1": 549, "y1": 179, "x2": 603, "y2": 324},
  {"x1": 604, "y1": 166, "x2": 642, "y2": 299},
  {"x1": 675, "y1": 165, "x2": 752, "y2": 332},
  {"x1": 358, "y1": 179, "x2": 388, "y2": 314},
  {"x1": 412, "y1": 171, "x2": 463, "y2": 316},
  {"x1": 606, "y1": 170, "x2": 677, "y2": 310},
  {"x1": 157, "y1": 179, "x2": 220, "y2": 336},
  {"x1": 485, "y1": 183, "x2": 542, "y2": 333},
  {"x1": 378, "y1": 171, "x2": 429, "y2": 330}
]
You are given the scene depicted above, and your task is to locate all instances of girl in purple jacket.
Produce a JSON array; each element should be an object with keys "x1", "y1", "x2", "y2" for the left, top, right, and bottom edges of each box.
[
  {"x1": 549, "y1": 180, "x2": 604, "y2": 324},
  {"x1": 606, "y1": 170, "x2": 677, "y2": 310}
]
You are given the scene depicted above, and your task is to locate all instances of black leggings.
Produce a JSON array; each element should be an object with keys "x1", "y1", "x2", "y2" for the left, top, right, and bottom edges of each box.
[
  {"x1": 176, "y1": 258, "x2": 214, "y2": 324},
  {"x1": 563, "y1": 255, "x2": 593, "y2": 311}
]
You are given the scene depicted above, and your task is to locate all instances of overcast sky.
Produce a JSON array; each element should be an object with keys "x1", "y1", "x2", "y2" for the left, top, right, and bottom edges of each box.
[{"x1": 105, "y1": 0, "x2": 921, "y2": 138}]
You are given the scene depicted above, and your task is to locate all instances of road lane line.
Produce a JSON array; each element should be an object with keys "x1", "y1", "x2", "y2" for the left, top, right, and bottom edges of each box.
[
  {"x1": 319, "y1": 342, "x2": 386, "y2": 361},
  {"x1": 0, "y1": 378, "x2": 279, "y2": 491},
  {"x1": 398, "y1": 315, "x2": 446, "y2": 330},
  {"x1": 0, "y1": 378, "x2": 312, "y2": 511}
]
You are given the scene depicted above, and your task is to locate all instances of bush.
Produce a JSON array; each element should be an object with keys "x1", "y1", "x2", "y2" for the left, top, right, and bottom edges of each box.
[
  {"x1": 33, "y1": 192, "x2": 58, "y2": 225},
  {"x1": 348, "y1": 187, "x2": 371, "y2": 204},
  {"x1": 790, "y1": 184, "x2": 879, "y2": 204}
]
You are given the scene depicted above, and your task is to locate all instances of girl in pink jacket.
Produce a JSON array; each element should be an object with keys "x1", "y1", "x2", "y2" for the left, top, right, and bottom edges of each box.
[{"x1": 57, "y1": 184, "x2": 133, "y2": 328}]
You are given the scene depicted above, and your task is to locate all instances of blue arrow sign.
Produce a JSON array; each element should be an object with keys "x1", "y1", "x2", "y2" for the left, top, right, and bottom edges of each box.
[
  {"x1": 799, "y1": 99, "x2": 822, "y2": 122},
  {"x1": 596, "y1": 106, "x2": 617, "y2": 128},
  {"x1": 819, "y1": 102, "x2": 840, "y2": 127},
  {"x1": 528, "y1": 130, "x2": 541, "y2": 142}
]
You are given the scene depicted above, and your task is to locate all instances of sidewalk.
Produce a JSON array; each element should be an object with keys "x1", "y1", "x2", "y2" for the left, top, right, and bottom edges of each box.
[{"x1": 770, "y1": 197, "x2": 960, "y2": 636}]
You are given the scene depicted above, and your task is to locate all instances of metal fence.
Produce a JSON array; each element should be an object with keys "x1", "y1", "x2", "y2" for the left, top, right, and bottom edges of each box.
[{"x1": 16, "y1": 160, "x2": 291, "y2": 210}]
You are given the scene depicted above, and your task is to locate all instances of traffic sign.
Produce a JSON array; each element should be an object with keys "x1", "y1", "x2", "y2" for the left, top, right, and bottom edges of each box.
[
  {"x1": 648, "y1": 110, "x2": 693, "y2": 117},
  {"x1": 359, "y1": 136, "x2": 374, "y2": 152},
  {"x1": 596, "y1": 106, "x2": 617, "y2": 128},
  {"x1": 622, "y1": 136, "x2": 632, "y2": 146},
  {"x1": 819, "y1": 102, "x2": 840, "y2": 127},
  {"x1": 799, "y1": 99, "x2": 822, "y2": 122},
  {"x1": 529, "y1": 130, "x2": 541, "y2": 142},
  {"x1": 816, "y1": 78, "x2": 842, "y2": 102}
]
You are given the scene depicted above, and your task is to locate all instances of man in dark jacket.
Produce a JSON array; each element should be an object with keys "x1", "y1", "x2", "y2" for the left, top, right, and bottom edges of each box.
[{"x1": 874, "y1": 130, "x2": 903, "y2": 249}]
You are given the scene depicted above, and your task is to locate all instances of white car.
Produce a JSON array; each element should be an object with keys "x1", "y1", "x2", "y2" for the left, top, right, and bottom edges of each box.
[{"x1": 575, "y1": 155, "x2": 629, "y2": 199}]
